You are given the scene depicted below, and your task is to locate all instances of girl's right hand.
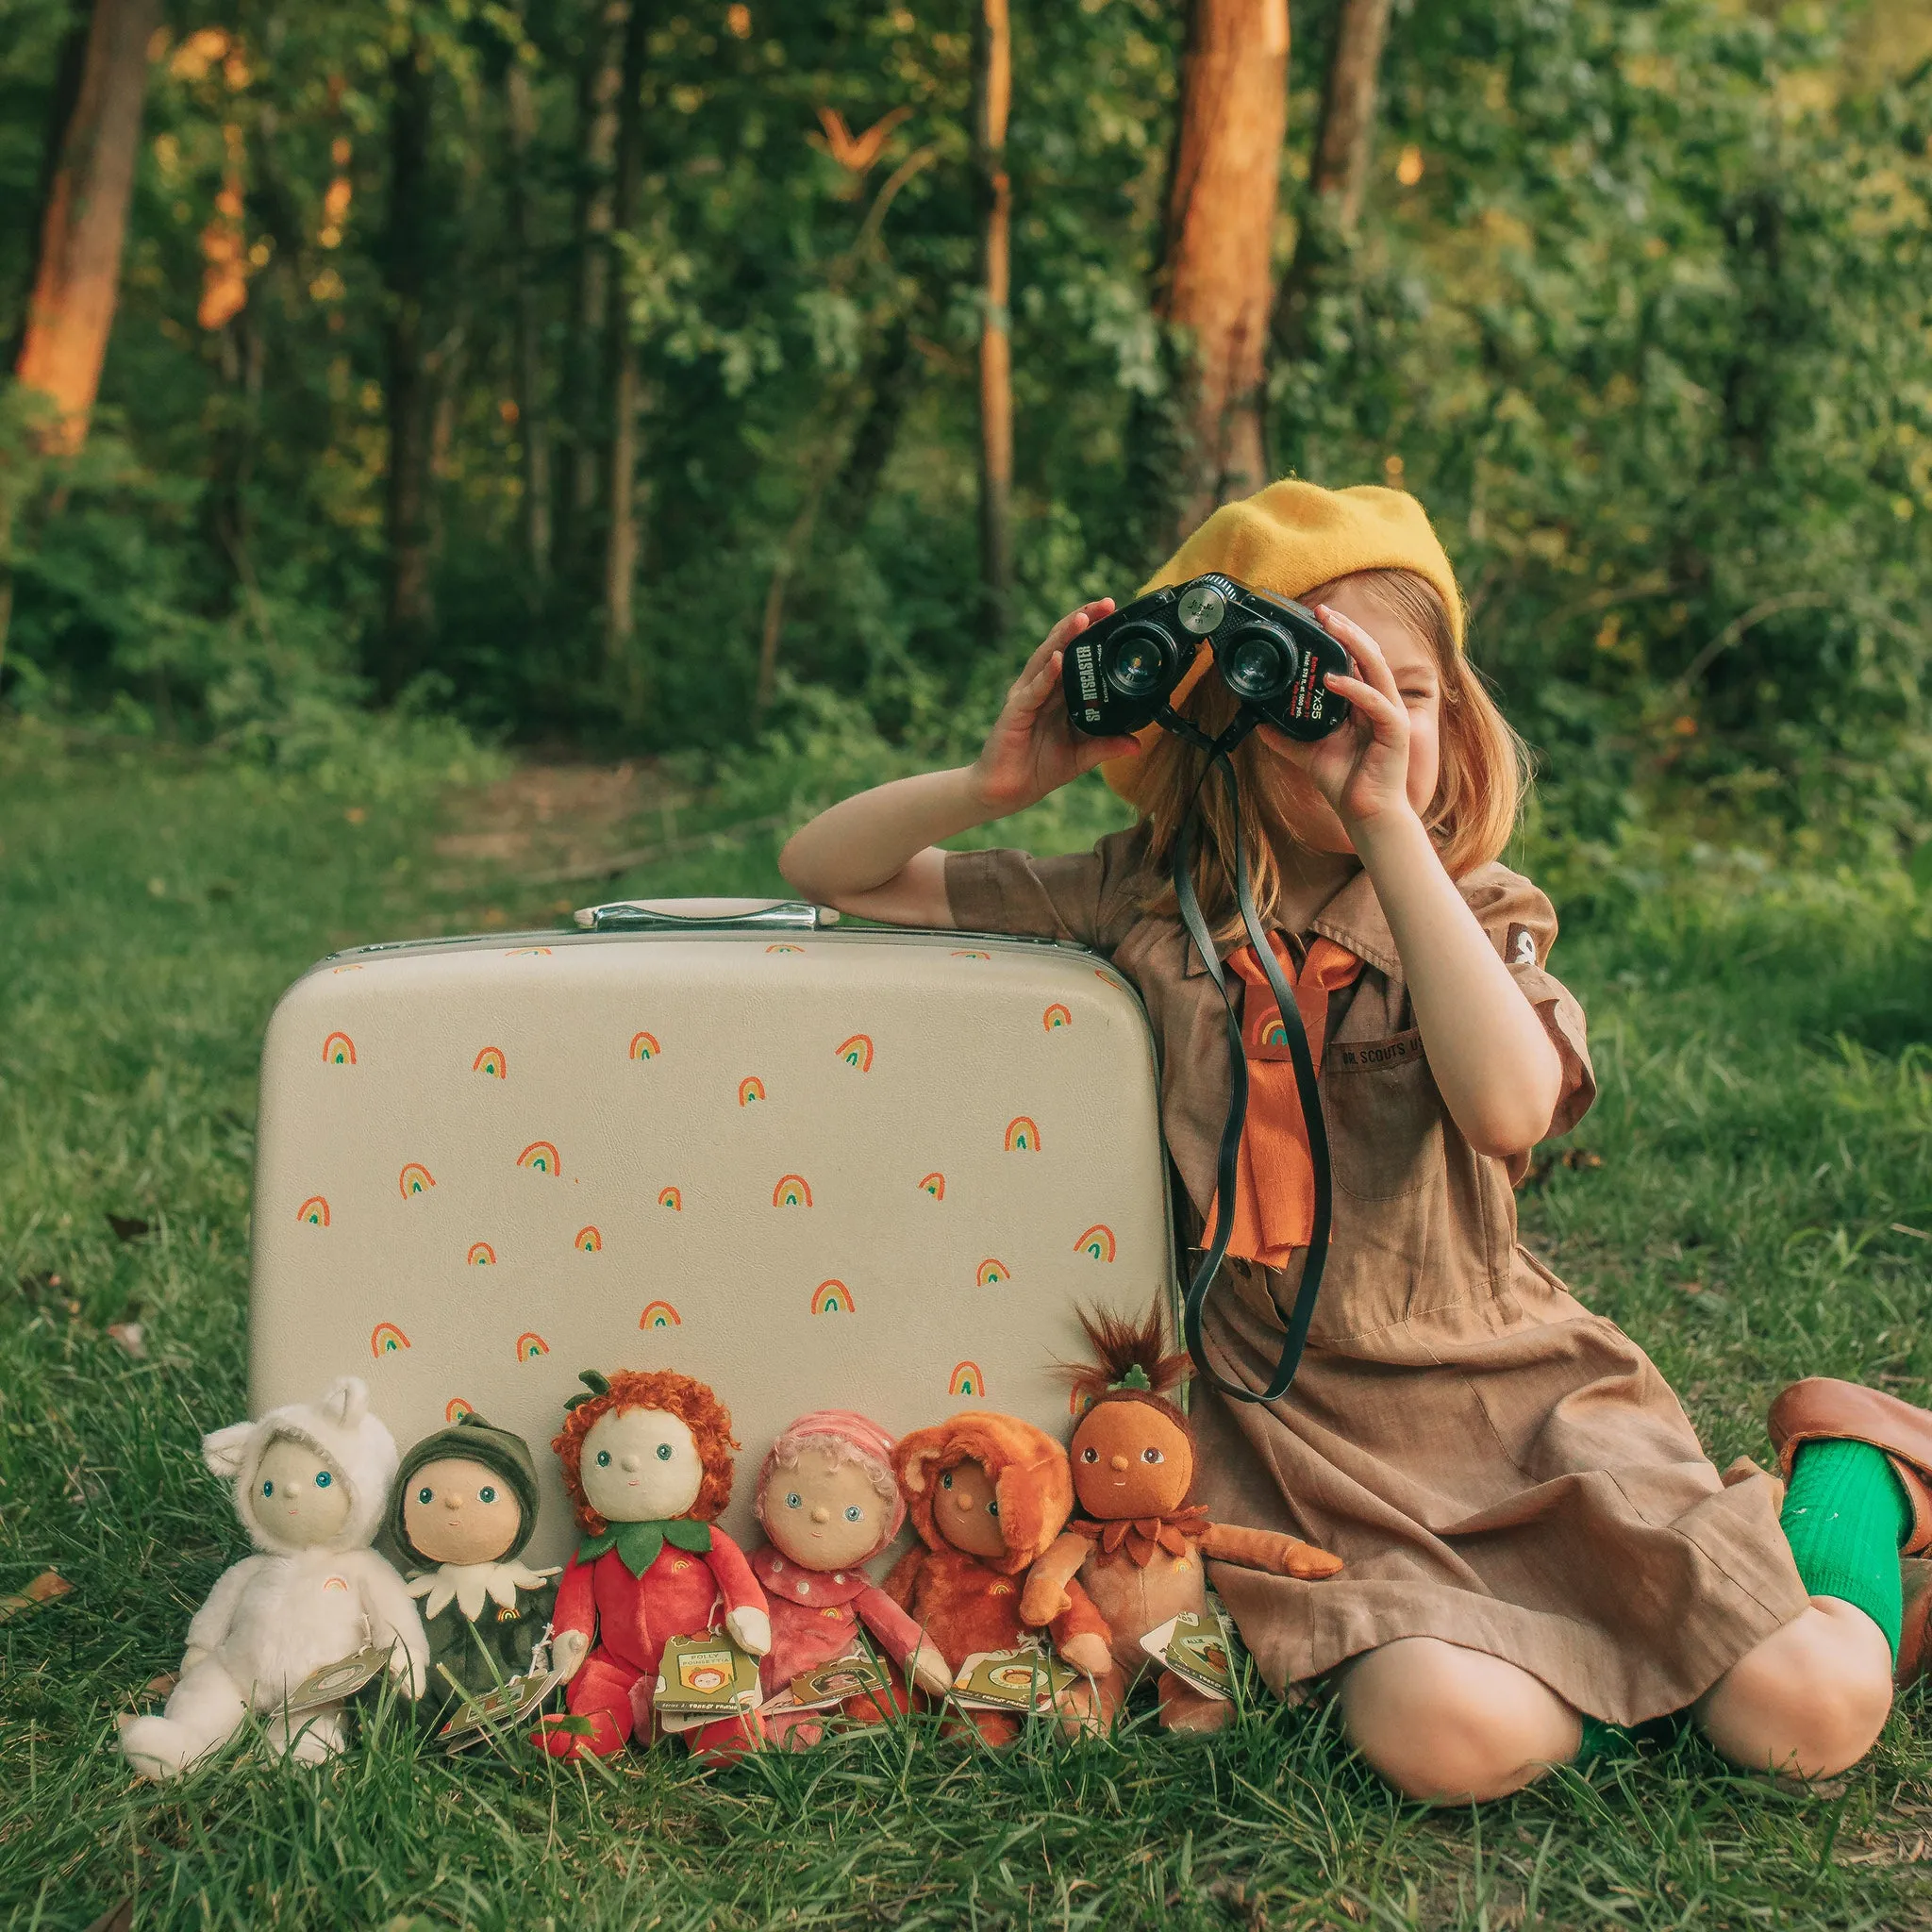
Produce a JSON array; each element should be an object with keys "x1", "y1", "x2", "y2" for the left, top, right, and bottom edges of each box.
[{"x1": 967, "y1": 601, "x2": 1141, "y2": 815}]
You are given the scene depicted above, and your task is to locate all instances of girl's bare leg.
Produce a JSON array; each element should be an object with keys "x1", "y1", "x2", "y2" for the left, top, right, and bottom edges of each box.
[{"x1": 1338, "y1": 1637, "x2": 1581, "y2": 1803}]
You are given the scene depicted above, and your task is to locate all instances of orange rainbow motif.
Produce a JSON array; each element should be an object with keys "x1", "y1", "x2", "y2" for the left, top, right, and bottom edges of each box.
[
  {"x1": 505, "y1": 947, "x2": 553, "y2": 957},
  {"x1": 296, "y1": 1195, "x2": 330, "y2": 1226},
  {"x1": 473, "y1": 1045, "x2": 508, "y2": 1078},
  {"x1": 640, "y1": 1300, "x2": 682, "y2": 1330},
  {"x1": 834, "y1": 1034, "x2": 874, "y2": 1072},
  {"x1": 444, "y1": 1396, "x2": 475, "y2": 1423},
  {"x1": 811, "y1": 1279, "x2": 857, "y2": 1314},
  {"x1": 951, "y1": 949, "x2": 991, "y2": 960},
  {"x1": 629, "y1": 1031, "x2": 661, "y2": 1061},
  {"x1": 371, "y1": 1321, "x2": 410, "y2": 1357},
  {"x1": 918, "y1": 1172, "x2": 945, "y2": 1200},
  {"x1": 1260, "y1": 1020, "x2": 1290, "y2": 1048},
  {"x1": 1004, "y1": 1116, "x2": 1041, "y2": 1153},
  {"x1": 516, "y1": 1141, "x2": 560, "y2": 1175},
  {"x1": 322, "y1": 1031, "x2": 357, "y2": 1066},
  {"x1": 657, "y1": 1186, "x2": 682, "y2": 1210},
  {"x1": 330, "y1": 964, "x2": 364, "y2": 974},
  {"x1": 975, "y1": 1258, "x2": 1010, "y2": 1288},
  {"x1": 1074, "y1": 1224, "x2": 1117, "y2": 1262},
  {"x1": 1069, "y1": 1388, "x2": 1095, "y2": 1419},
  {"x1": 515, "y1": 1331, "x2": 549, "y2": 1360},
  {"x1": 948, "y1": 1360, "x2": 987, "y2": 1397},
  {"x1": 575, "y1": 1225, "x2": 603, "y2": 1252},
  {"x1": 1042, "y1": 1004, "x2": 1073, "y2": 1031},
  {"x1": 766, "y1": 943, "x2": 804, "y2": 954},
  {"x1": 773, "y1": 1174, "x2": 813, "y2": 1208},
  {"x1": 738, "y1": 1075, "x2": 766, "y2": 1107},
  {"x1": 399, "y1": 1163, "x2": 436, "y2": 1198},
  {"x1": 466, "y1": 1241, "x2": 496, "y2": 1266}
]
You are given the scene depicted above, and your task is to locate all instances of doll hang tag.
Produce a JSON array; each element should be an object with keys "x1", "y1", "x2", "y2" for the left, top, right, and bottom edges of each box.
[
  {"x1": 1140, "y1": 1599, "x2": 1241, "y2": 1703},
  {"x1": 280, "y1": 1643, "x2": 395, "y2": 1716},
  {"x1": 787, "y1": 1648, "x2": 895, "y2": 1712},
  {"x1": 951, "y1": 1642, "x2": 1083, "y2": 1713},
  {"x1": 437, "y1": 1663, "x2": 571, "y2": 1750},
  {"x1": 652, "y1": 1629, "x2": 764, "y2": 1730}
]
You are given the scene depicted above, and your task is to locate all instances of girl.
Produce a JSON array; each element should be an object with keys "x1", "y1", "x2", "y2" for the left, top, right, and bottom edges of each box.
[{"x1": 781, "y1": 480, "x2": 1921, "y2": 1801}]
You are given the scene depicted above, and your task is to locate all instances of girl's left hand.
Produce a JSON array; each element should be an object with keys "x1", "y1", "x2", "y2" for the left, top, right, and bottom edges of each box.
[{"x1": 1268, "y1": 604, "x2": 1417, "y2": 835}]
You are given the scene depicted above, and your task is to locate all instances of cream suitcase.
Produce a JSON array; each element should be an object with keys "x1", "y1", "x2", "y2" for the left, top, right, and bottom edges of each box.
[{"x1": 249, "y1": 899, "x2": 1174, "y2": 1566}]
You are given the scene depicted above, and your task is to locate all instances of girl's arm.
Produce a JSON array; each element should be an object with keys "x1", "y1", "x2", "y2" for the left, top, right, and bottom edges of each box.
[
  {"x1": 1291, "y1": 606, "x2": 1563, "y2": 1159},
  {"x1": 778, "y1": 601, "x2": 1138, "y2": 925}
]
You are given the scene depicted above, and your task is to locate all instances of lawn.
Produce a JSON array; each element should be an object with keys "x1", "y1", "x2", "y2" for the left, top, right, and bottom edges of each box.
[{"x1": 1, "y1": 732, "x2": 1929, "y2": 1930}]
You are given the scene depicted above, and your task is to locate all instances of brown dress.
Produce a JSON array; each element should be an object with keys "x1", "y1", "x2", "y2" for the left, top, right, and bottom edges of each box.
[{"x1": 946, "y1": 829, "x2": 1809, "y2": 1725}]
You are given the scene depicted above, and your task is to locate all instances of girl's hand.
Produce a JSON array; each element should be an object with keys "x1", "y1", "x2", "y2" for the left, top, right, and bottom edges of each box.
[
  {"x1": 967, "y1": 601, "x2": 1141, "y2": 815},
  {"x1": 1269, "y1": 603, "x2": 1419, "y2": 836}
]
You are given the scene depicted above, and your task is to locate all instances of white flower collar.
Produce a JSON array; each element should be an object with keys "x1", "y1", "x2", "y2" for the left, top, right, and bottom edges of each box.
[{"x1": 406, "y1": 1557, "x2": 558, "y2": 1622}]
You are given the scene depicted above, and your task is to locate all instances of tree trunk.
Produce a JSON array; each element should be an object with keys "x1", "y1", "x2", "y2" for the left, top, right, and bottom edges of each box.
[
  {"x1": 11, "y1": 0, "x2": 164, "y2": 452},
  {"x1": 971, "y1": 0, "x2": 1013, "y2": 641},
  {"x1": 1151, "y1": 0, "x2": 1290, "y2": 544},
  {"x1": 602, "y1": 0, "x2": 649, "y2": 686},
  {"x1": 505, "y1": 52, "x2": 552, "y2": 586},
  {"x1": 824, "y1": 320, "x2": 917, "y2": 549},
  {"x1": 381, "y1": 33, "x2": 436, "y2": 691},
  {"x1": 1271, "y1": 0, "x2": 1391, "y2": 361}
]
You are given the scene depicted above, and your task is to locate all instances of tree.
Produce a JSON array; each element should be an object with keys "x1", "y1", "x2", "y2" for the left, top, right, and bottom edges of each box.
[
  {"x1": 603, "y1": 0, "x2": 648, "y2": 686},
  {"x1": 503, "y1": 33, "x2": 553, "y2": 587},
  {"x1": 970, "y1": 0, "x2": 1013, "y2": 638}
]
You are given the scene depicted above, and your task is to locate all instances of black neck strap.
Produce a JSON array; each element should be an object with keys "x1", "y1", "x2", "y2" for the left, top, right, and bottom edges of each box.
[{"x1": 1170, "y1": 747, "x2": 1332, "y2": 1407}]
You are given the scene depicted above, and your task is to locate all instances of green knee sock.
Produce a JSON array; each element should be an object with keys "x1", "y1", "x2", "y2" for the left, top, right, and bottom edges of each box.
[
  {"x1": 1779, "y1": 1440, "x2": 1911, "y2": 1660},
  {"x1": 1574, "y1": 1714, "x2": 1633, "y2": 1768}
]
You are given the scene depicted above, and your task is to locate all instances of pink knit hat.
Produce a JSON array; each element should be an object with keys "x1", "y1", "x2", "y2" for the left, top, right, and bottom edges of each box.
[{"x1": 756, "y1": 1409, "x2": 906, "y2": 1556}]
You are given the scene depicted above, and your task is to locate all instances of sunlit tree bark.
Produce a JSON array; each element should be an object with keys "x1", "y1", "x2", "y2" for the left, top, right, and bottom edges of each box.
[
  {"x1": 603, "y1": 0, "x2": 649, "y2": 684},
  {"x1": 970, "y1": 0, "x2": 1013, "y2": 638}
]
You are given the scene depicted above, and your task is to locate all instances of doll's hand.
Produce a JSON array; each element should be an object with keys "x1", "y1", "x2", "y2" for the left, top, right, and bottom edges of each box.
[
  {"x1": 1019, "y1": 1575, "x2": 1071, "y2": 1628},
  {"x1": 180, "y1": 1643, "x2": 210, "y2": 1675},
  {"x1": 724, "y1": 1607, "x2": 771, "y2": 1657},
  {"x1": 384, "y1": 1641, "x2": 426, "y2": 1700},
  {"x1": 1058, "y1": 1632, "x2": 1113, "y2": 1679},
  {"x1": 908, "y1": 1641, "x2": 954, "y2": 1698},
  {"x1": 967, "y1": 602, "x2": 1141, "y2": 815},
  {"x1": 550, "y1": 1628, "x2": 590, "y2": 1681}
]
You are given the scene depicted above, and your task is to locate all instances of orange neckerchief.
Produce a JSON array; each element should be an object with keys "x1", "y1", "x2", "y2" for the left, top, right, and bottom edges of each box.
[
  {"x1": 1206, "y1": 933, "x2": 1364, "y2": 1269},
  {"x1": 1070, "y1": 1506, "x2": 1211, "y2": 1568}
]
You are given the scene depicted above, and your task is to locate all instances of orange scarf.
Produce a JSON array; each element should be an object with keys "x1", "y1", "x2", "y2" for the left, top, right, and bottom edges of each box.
[{"x1": 1207, "y1": 933, "x2": 1363, "y2": 1269}]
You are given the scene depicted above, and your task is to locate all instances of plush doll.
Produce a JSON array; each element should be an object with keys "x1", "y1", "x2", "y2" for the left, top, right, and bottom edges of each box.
[
  {"x1": 533, "y1": 1368, "x2": 770, "y2": 1761},
  {"x1": 118, "y1": 1376, "x2": 427, "y2": 1779},
  {"x1": 386, "y1": 1412, "x2": 559, "y2": 1726},
  {"x1": 1020, "y1": 1298, "x2": 1343, "y2": 1731},
  {"x1": 747, "y1": 1410, "x2": 953, "y2": 1747},
  {"x1": 888, "y1": 1411, "x2": 1124, "y2": 1742}
]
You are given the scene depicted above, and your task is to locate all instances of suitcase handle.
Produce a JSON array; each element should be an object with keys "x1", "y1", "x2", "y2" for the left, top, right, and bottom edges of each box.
[{"x1": 572, "y1": 897, "x2": 840, "y2": 932}]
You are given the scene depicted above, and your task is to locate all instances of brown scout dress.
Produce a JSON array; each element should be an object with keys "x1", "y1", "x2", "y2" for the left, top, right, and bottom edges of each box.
[{"x1": 947, "y1": 828, "x2": 1811, "y2": 1725}]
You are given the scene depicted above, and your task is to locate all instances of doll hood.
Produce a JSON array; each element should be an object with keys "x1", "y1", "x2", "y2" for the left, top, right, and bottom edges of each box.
[
  {"x1": 893, "y1": 1411, "x2": 1074, "y2": 1575},
  {"x1": 201, "y1": 1376, "x2": 399, "y2": 1558},
  {"x1": 387, "y1": 1411, "x2": 541, "y2": 1568},
  {"x1": 758, "y1": 1408, "x2": 906, "y2": 1560}
]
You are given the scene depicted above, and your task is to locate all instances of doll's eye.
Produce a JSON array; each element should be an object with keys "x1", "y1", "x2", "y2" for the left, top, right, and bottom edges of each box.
[
  {"x1": 843, "y1": 1505, "x2": 863, "y2": 1522},
  {"x1": 595, "y1": 1450, "x2": 611, "y2": 1467},
  {"x1": 260, "y1": 1480, "x2": 274, "y2": 1498},
  {"x1": 478, "y1": 1486, "x2": 496, "y2": 1504},
  {"x1": 416, "y1": 1486, "x2": 433, "y2": 1506},
  {"x1": 656, "y1": 1443, "x2": 673, "y2": 1462},
  {"x1": 315, "y1": 1471, "x2": 332, "y2": 1487},
  {"x1": 1080, "y1": 1447, "x2": 1097, "y2": 1462},
  {"x1": 785, "y1": 1491, "x2": 802, "y2": 1509},
  {"x1": 1141, "y1": 1448, "x2": 1163, "y2": 1464},
  {"x1": 940, "y1": 1473, "x2": 954, "y2": 1490},
  {"x1": 986, "y1": 1499, "x2": 1000, "y2": 1517}
]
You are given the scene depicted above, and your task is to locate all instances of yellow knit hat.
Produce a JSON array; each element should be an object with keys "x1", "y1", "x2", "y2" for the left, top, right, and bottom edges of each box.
[{"x1": 1099, "y1": 479, "x2": 1464, "y2": 800}]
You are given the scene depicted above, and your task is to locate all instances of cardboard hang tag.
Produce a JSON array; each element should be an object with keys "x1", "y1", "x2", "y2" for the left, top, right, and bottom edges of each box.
[
  {"x1": 437, "y1": 1664, "x2": 571, "y2": 1751},
  {"x1": 950, "y1": 1642, "x2": 1084, "y2": 1714},
  {"x1": 1139, "y1": 1601, "x2": 1241, "y2": 1703},
  {"x1": 786, "y1": 1648, "x2": 895, "y2": 1712},
  {"x1": 279, "y1": 1644, "x2": 395, "y2": 1716},
  {"x1": 651, "y1": 1628, "x2": 764, "y2": 1730}
]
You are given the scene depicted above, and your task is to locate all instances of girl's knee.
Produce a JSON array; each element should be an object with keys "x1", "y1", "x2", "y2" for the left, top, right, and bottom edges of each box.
[
  {"x1": 1339, "y1": 1638, "x2": 1581, "y2": 1804},
  {"x1": 1697, "y1": 1602, "x2": 1893, "y2": 1778}
]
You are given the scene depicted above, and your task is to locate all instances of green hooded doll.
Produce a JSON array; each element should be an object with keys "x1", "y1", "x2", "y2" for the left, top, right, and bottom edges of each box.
[{"x1": 387, "y1": 1412, "x2": 560, "y2": 1724}]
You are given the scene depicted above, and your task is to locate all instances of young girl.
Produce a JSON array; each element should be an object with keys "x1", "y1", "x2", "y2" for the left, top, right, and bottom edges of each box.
[{"x1": 781, "y1": 480, "x2": 1925, "y2": 1801}]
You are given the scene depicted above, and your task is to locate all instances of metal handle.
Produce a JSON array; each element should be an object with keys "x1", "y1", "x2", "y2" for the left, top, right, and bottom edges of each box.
[{"x1": 573, "y1": 897, "x2": 838, "y2": 933}]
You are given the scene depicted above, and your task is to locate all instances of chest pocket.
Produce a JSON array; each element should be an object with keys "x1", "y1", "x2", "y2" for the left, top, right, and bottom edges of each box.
[{"x1": 1322, "y1": 1029, "x2": 1444, "y2": 1200}]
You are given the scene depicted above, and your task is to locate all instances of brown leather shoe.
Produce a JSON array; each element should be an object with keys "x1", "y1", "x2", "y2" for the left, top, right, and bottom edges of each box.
[
  {"x1": 1901, "y1": 1559, "x2": 1932, "y2": 1692},
  {"x1": 1767, "y1": 1377, "x2": 1932, "y2": 1556}
]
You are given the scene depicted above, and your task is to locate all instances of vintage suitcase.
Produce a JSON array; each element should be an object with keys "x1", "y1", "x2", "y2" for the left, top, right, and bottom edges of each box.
[{"x1": 249, "y1": 898, "x2": 1174, "y2": 1566}]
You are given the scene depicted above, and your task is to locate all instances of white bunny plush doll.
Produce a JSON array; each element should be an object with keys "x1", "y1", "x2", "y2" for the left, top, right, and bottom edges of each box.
[{"x1": 119, "y1": 1376, "x2": 428, "y2": 1779}]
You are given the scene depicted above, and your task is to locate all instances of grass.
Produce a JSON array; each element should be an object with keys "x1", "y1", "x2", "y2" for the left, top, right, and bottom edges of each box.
[{"x1": 1, "y1": 732, "x2": 1929, "y2": 1930}]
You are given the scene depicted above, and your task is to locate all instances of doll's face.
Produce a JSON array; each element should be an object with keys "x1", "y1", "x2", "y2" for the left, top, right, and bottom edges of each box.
[
  {"x1": 1071, "y1": 1402, "x2": 1191, "y2": 1519},
  {"x1": 249, "y1": 1437, "x2": 351, "y2": 1544},
  {"x1": 403, "y1": 1456, "x2": 524, "y2": 1566},
  {"x1": 932, "y1": 1457, "x2": 1007, "y2": 1559},
  {"x1": 579, "y1": 1407, "x2": 704, "y2": 1523},
  {"x1": 762, "y1": 1446, "x2": 889, "y2": 1571}
]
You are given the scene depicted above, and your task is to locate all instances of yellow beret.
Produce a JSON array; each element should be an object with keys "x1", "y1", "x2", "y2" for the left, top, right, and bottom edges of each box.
[{"x1": 1099, "y1": 480, "x2": 1464, "y2": 800}]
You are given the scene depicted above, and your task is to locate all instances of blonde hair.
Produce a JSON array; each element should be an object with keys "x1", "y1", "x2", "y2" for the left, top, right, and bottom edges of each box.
[{"x1": 1134, "y1": 569, "x2": 1528, "y2": 937}]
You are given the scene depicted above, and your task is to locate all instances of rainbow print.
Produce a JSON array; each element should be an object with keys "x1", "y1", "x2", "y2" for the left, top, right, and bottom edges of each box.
[
  {"x1": 766, "y1": 943, "x2": 803, "y2": 954},
  {"x1": 399, "y1": 1163, "x2": 436, "y2": 1198},
  {"x1": 811, "y1": 1279, "x2": 857, "y2": 1315},
  {"x1": 370, "y1": 1321, "x2": 410, "y2": 1357},
  {"x1": 975, "y1": 1258, "x2": 1010, "y2": 1288},
  {"x1": 948, "y1": 1360, "x2": 987, "y2": 1397},
  {"x1": 575, "y1": 1225, "x2": 603, "y2": 1253},
  {"x1": 505, "y1": 947, "x2": 553, "y2": 957},
  {"x1": 1260, "y1": 1020, "x2": 1290, "y2": 1048},
  {"x1": 773, "y1": 1174, "x2": 813, "y2": 1208},
  {"x1": 515, "y1": 1331, "x2": 549, "y2": 1360},
  {"x1": 473, "y1": 1045, "x2": 508, "y2": 1078},
  {"x1": 296, "y1": 1195, "x2": 330, "y2": 1226},
  {"x1": 1074, "y1": 1224, "x2": 1117, "y2": 1262},
  {"x1": 658, "y1": 1186, "x2": 683, "y2": 1210},
  {"x1": 1004, "y1": 1116, "x2": 1041, "y2": 1153},
  {"x1": 951, "y1": 949, "x2": 991, "y2": 960},
  {"x1": 322, "y1": 1031, "x2": 357, "y2": 1066},
  {"x1": 738, "y1": 1075, "x2": 766, "y2": 1107},
  {"x1": 444, "y1": 1396, "x2": 475, "y2": 1423},
  {"x1": 466, "y1": 1241, "x2": 497, "y2": 1266},
  {"x1": 516, "y1": 1141, "x2": 560, "y2": 1175},
  {"x1": 1068, "y1": 1388, "x2": 1095, "y2": 1418},
  {"x1": 639, "y1": 1300, "x2": 682, "y2": 1330},
  {"x1": 834, "y1": 1034, "x2": 874, "y2": 1072},
  {"x1": 330, "y1": 964, "x2": 364, "y2": 974},
  {"x1": 629, "y1": 1031, "x2": 661, "y2": 1061},
  {"x1": 1042, "y1": 1004, "x2": 1073, "y2": 1031},
  {"x1": 918, "y1": 1172, "x2": 945, "y2": 1200}
]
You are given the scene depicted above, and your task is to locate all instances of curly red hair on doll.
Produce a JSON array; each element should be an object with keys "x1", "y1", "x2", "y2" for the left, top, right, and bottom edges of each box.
[{"x1": 551, "y1": 1368, "x2": 740, "y2": 1535}]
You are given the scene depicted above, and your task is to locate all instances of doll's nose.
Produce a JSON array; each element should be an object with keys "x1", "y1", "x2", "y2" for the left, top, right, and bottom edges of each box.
[
  {"x1": 442, "y1": 1494, "x2": 463, "y2": 1510},
  {"x1": 1109, "y1": 1454, "x2": 1130, "y2": 1473},
  {"x1": 953, "y1": 1492, "x2": 974, "y2": 1512},
  {"x1": 620, "y1": 1454, "x2": 641, "y2": 1472},
  {"x1": 810, "y1": 1506, "x2": 831, "y2": 1524}
]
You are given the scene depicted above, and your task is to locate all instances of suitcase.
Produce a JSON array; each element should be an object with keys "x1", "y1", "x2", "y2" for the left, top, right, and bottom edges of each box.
[{"x1": 249, "y1": 897, "x2": 1174, "y2": 1567}]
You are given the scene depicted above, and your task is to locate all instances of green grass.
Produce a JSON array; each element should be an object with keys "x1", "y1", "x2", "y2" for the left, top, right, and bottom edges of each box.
[{"x1": 2, "y1": 735, "x2": 1930, "y2": 1930}]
